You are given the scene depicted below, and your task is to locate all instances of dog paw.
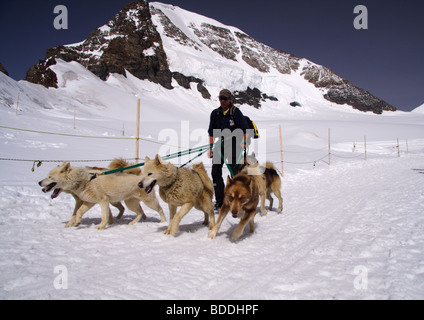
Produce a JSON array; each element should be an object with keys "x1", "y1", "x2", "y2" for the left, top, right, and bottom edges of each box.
[
  {"x1": 208, "y1": 232, "x2": 216, "y2": 239},
  {"x1": 164, "y1": 229, "x2": 171, "y2": 235},
  {"x1": 96, "y1": 225, "x2": 106, "y2": 230},
  {"x1": 231, "y1": 230, "x2": 243, "y2": 241}
]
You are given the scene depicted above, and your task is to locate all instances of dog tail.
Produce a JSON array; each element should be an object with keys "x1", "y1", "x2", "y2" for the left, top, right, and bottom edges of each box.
[
  {"x1": 266, "y1": 162, "x2": 280, "y2": 176},
  {"x1": 192, "y1": 162, "x2": 214, "y2": 197},
  {"x1": 265, "y1": 162, "x2": 277, "y2": 172},
  {"x1": 109, "y1": 158, "x2": 141, "y2": 176},
  {"x1": 264, "y1": 162, "x2": 281, "y2": 187}
]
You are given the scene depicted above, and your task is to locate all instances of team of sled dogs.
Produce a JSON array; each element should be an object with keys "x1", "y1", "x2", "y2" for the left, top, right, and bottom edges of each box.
[{"x1": 38, "y1": 155, "x2": 283, "y2": 241}]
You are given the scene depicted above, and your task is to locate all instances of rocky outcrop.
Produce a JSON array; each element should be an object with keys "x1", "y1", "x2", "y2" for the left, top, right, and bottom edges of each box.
[
  {"x1": 25, "y1": 1, "x2": 213, "y2": 99},
  {"x1": 301, "y1": 62, "x2": 395, "y2": 114},
  {"x1": 151, "y1": 6, "x2": 201, "y2": 51},
  {"x1": 26, "y1": 1, "x2": 173, "y2": 89},
  {"x1": 190, "y1": 23, "x2": 240, "y2": 62},
  {"x1": 235, "y1": 32, "x2": 300, "y2": 75},
  {"x1": 26, "y1": 57, "x2": 58, "y2": 88},
  {"x1": 172, "y1": 72, "x2": 211, "y2": 99},
  {"x1": 324, "y1": 84, "x2": 396, "y2": 114},
  {"x1": 233, "y1": 87, "x2": 278, "y2": 109},
  {"x1": 0, "y1": 63, "x2": 9, "y2": 76}
]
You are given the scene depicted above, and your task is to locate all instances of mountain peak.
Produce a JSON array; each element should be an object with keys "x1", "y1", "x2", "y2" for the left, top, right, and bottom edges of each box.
[
  {"x1": 25, "y1": 1, "x2": 395, "y2": 114},
  {"x1": 0, "y1": 63, "x2": 9, "y2": 76},
  {"x1": 26, "y1": 0, "x2": 173, "y2": 89}
]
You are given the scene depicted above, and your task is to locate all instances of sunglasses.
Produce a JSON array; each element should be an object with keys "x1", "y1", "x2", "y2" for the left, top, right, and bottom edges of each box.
[{"x1": 219, "y1": 96, "x2": 230, "y2": 101}]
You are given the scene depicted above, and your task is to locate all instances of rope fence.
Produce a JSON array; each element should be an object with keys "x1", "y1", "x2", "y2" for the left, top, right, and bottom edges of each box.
[
  {"x1": 0, "y1": 125, "x2": 175, "y2": 146},
  {"x1": 0, "y1": 124, "x2": 419, "y2": 174}
]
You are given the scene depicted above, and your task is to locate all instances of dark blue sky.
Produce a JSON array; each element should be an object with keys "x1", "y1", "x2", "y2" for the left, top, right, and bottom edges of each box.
[{"x1": 1, "y1": 0, "x2": 423, "y2": 111}]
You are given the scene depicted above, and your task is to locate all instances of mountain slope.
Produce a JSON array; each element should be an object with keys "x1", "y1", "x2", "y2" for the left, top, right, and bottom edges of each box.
[
  {"x1": 412, "y1": 103, "x2": 424, "y2": 113},
  {"x1": 25, "y1": 0, "x2": 395, "y2": 114}
]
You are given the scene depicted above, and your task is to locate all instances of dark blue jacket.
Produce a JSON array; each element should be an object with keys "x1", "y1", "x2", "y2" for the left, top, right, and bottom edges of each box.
[{"x1": 208, "y1": 105, "x2": 248, "y2": 138}]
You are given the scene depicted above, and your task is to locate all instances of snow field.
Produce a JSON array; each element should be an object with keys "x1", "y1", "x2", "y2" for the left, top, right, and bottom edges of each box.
[{"x1": 1, "y1": 145, "x2": 424, "y2": 299}]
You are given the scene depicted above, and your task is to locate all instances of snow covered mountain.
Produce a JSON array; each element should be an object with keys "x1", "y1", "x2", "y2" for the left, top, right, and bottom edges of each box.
[{"x1": 25, "y1": 0, "x2": 395, "y2": 114}]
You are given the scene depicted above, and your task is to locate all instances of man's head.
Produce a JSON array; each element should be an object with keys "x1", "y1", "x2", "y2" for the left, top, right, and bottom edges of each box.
[{"x1": 219, "y1": 89, "x2": 232, "y2": 110}]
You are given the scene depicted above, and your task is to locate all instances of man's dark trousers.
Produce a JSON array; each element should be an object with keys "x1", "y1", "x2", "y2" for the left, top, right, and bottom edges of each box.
[{"x1": 211, "y1": 138, "x2": 243, "y2": 207}]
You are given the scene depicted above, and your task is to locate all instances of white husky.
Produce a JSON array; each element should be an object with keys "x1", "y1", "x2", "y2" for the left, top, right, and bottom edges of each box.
[{"x1": 39, "y1": 162, "x2": 165, "y2": 229}]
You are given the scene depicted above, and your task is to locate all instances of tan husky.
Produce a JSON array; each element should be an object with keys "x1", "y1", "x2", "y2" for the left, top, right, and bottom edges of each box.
[
  {"x1": 138, "y1": 155, "x2": 215, "y2": 236},
  {"x1": 39, "y1": 162, "x2": 165, "y2": 229},
  {"x1": 208, "y1": 172, "x2": 259, "y2": 241},
  {"x1": 240, "y1": 160, "x2": 283, "y2": 215}
]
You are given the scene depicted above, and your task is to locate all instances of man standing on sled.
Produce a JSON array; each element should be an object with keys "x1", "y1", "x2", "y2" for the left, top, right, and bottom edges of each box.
[{"x1": 208, "y1": 89, "x2": 249, "y2": 211}]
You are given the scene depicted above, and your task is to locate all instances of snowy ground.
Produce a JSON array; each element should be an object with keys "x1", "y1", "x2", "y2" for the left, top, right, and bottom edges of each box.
[
  {"x1": 1, "y1": 116, "x2": 424, "y2": 300},
  {"x1": 1, "y1": 63, "x2": 424, "y2": 299},
  {"x1": 1, "y1": 152, "x2": 424, "y2": 299}
]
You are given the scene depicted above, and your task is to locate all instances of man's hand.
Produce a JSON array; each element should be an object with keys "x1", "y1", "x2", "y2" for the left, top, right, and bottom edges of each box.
[
  {"x1": 240, "y1": 134, "x2": 249, "y2": 149},
  {"x1": 208, "y1": 136, "x2": 215, "y2": 159}
]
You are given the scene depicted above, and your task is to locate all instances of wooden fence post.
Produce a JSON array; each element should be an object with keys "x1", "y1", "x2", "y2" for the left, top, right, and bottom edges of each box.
[
  {"x1": 279, "y1": 124, "x2": 284, "y2": 177},
  {"x1": 364, "y1": 135, "x2": 367, "y2": 160},
  {"x1": 328, "y1": 128, "x2": 331, "y2": 166},
  {"x1": 397, "y1": 138, "x2": 400, "y2": 157},
  {"x1": 136, "y1": 99, "x2": 140, "y2": 162}
]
